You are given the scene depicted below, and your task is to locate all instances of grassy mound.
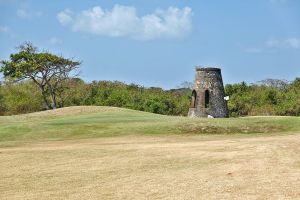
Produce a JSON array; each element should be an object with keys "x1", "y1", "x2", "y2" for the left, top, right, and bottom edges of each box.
[{"x1": 0, "y1": 106, "x2": 299, "y2": 145}]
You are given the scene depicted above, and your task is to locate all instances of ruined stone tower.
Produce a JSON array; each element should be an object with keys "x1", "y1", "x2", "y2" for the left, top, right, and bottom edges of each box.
[{"x1": 188, "y1": 67, "x2": 229, "y2": 118}]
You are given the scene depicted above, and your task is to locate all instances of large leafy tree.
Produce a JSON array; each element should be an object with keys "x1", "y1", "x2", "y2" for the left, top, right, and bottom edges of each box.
[{"x1": 0, "y1": 42, "x2": 81, "y2": 109}]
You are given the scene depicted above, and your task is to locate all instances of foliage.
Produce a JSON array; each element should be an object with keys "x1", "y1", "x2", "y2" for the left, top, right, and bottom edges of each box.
[
  {"x1": 85, "y1": 81, "x2": 190, "y2": 116},
  {"x1": 0, "y1": 42, "x2": 80, "y2": 110},
  {"x1": 0, "y1": 81, "x2": 43, "y2": 115},
  {"x1": 0, "y1": 80, "x2": 191, "y2": 116},
  {"x1": 225, "y1": 79, "x2": 300, "y2": 117}
]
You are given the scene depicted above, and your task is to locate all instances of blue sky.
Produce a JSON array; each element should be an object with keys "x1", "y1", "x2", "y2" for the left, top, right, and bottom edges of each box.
[{"x1": 0, "y1": 0, "x2": 299, "y2": 89}]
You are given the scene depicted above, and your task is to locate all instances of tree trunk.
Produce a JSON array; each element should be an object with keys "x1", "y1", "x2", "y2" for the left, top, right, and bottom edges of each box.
[
  {"x1": 44, "y1": 79, "x2": 57, "y2": 109},
  {"x1": 31, "y1": 78, "x2": 52, "y2": 110},
  {"x1": 60, "y1": 93, "x2": 65, "y2": 108},
  {"x1": 41, "y1": 91, "x2": 51, "y2": 110},
  {"x1": 50, "y1": 92, "x2": 57, "y2": 109}
]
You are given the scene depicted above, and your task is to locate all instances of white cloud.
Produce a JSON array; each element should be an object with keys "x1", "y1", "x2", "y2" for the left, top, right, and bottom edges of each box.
[
  {"x1": 0, "y1": 26, "x2": 9, "y2": 33},
  {"x1": 57, "y1": 9, "x2": 73, "y2": 25},
  {"x1": 49, "y1": 37, "x2": 63, "y2": 45},
  {"x1": 57, "y1": 5, "x2": 192, "y2": 40},
  {"x1": 266, "y1": 38, "x2": 300, "y2": 49}
]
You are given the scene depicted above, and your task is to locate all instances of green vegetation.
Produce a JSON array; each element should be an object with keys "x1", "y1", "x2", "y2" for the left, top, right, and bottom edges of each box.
[
  {"x1": 0, "y1": 106, "x2": 299, "y2": 145},
  {"x1": 0, "y1": 42, "x2": 80, "y2": 110},
  {"x1": 0, "y1": 78, "x2": 300, "y2": 117},
  {"x1": 0, "y1": 80, "x2": 191, "y2": 116},
  {"x1": 225, "y1": 79, "x2": 300, "y2": 116}
]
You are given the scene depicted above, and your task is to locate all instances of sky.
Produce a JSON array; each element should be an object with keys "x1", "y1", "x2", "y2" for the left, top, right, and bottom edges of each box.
[{"x1": 0, "y1": 0, "x2": 299, "y2": 89}]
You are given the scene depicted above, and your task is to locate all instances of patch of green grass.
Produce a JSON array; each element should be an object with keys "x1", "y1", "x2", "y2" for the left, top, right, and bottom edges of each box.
[{"x1": 0, "y1": 106, "x2": 299, "y2": 145}]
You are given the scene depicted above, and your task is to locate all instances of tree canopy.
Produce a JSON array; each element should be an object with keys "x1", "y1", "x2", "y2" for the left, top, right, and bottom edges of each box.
[{"x1": 0, "y1": 42, "x2": 80, "y2": 109}]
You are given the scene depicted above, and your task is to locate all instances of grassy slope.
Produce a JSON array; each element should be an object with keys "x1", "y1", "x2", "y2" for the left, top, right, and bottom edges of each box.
[{"x1": 1, "y1": 106, "x2": 300, "y2": 146}]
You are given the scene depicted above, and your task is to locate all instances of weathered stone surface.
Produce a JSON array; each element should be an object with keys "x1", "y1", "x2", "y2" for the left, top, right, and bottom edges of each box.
[{"x1": 188, "y1": 67, "x2": 229, "y2": 118}]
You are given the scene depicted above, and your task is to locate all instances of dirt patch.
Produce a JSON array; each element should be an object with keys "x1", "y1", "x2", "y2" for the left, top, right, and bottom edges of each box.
[{"x1": 178, "y1": 123, "x2": 283, "y2": 134}]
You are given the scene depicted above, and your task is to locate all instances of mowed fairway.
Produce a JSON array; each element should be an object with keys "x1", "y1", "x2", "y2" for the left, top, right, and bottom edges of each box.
[{"x1": 1, "y1": 106, "x2": 300, "y2": 199}]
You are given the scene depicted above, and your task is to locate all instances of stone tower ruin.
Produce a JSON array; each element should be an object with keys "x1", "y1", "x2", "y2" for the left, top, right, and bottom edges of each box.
[{"x1": 188, "y1": 67, "x2": 229, "y2": 118}]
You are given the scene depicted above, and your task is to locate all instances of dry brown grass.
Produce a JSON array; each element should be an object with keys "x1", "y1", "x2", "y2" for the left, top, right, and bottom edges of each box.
[{"x1": 1, "y1": 134, "x2": 300, "y2": 199}]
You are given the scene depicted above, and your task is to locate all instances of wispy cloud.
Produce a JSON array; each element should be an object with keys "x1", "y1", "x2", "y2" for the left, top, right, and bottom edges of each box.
[
  {"x1": 285, "y1": 38, "x2": 300, "y2": 48},
  {"x1": 244, "y1": 47, "x2": 262, "y2": 54},
  {"x1": 266, "y1": 38, "x2": 300, "y2": 49},
  {"x1": 49, "y1": 37, "x2": 63, "y2": 45},
  {"x1": 265, "y1": 38, "x2": 281, "y2": 48},
  {"x1": 244, "y1": 37, "x2": 300, "y2": 54},
  {"x1": 0, "y1": 26, "x2": 9, "y2": 33},
  {"x1": 57, "y1": 5, "x2": 192, "y2": 40},
  {"x1": 17, "y1": 8, "x2": 30, "y2": 19},
  {"x1": 16, "y1": 8, "x2": 42, "y2": 19},
  {"x1": 269, "y1": 0, "x2": 287, "y2": 4}
]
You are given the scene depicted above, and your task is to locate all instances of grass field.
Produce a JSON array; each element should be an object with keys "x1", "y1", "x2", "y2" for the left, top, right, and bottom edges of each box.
[{"x1": 1, "y1": 106, "x2": 300, "y2": 199}]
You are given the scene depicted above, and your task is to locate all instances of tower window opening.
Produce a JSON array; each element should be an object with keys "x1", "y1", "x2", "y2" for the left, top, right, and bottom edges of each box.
[
  {"x1": 205, "y1": 90, "x2": 210, "y2": 108},
  {"x1": 191, "y1": 90, "x2": 197, "y2": 108}
]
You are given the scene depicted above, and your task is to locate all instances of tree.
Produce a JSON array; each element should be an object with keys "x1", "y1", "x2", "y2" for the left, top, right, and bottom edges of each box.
[
  {"x1": 177, "y1": 81, "x2": 193, "y2": 89},
  {"x1": 0, "y1": 42, "x2": 80, "y2": 109},
  {"x1": 256, "y1": 79, "x2": 289, "y2": 90}
]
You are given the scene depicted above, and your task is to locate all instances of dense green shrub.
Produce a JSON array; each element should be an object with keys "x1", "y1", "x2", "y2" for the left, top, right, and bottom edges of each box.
[
  {"x1": 0, "y1": 81, "x2": 44, "y2": 115},
  {"x1": 225, "y1": 78, "x2": 300, "y2": 117}
]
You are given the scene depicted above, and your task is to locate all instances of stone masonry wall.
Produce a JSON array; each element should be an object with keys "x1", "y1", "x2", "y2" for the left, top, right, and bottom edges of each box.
[{"x1": 188, "y1": 67, "x2": 228, "y2": 118}]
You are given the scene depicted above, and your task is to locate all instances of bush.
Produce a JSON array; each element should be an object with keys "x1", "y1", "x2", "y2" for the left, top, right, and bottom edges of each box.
[
  {"x1": 225, "y1": 78, "x2": 300, "y2": 117},
  {"x1": 0, "y1": 81, "x2": 44, "y2": 115}
]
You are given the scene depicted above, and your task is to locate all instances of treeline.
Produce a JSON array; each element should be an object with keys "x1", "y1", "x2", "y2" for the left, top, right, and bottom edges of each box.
[
  {"x1": 225, "y1": 78, "x2": 300, "y2": 116},
  {"x1": 0, "y1": 79, "x2": 190, "y2": 116},
  {"x1": 0, "y1": 78, "x2": 299, "y2": 117}
]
